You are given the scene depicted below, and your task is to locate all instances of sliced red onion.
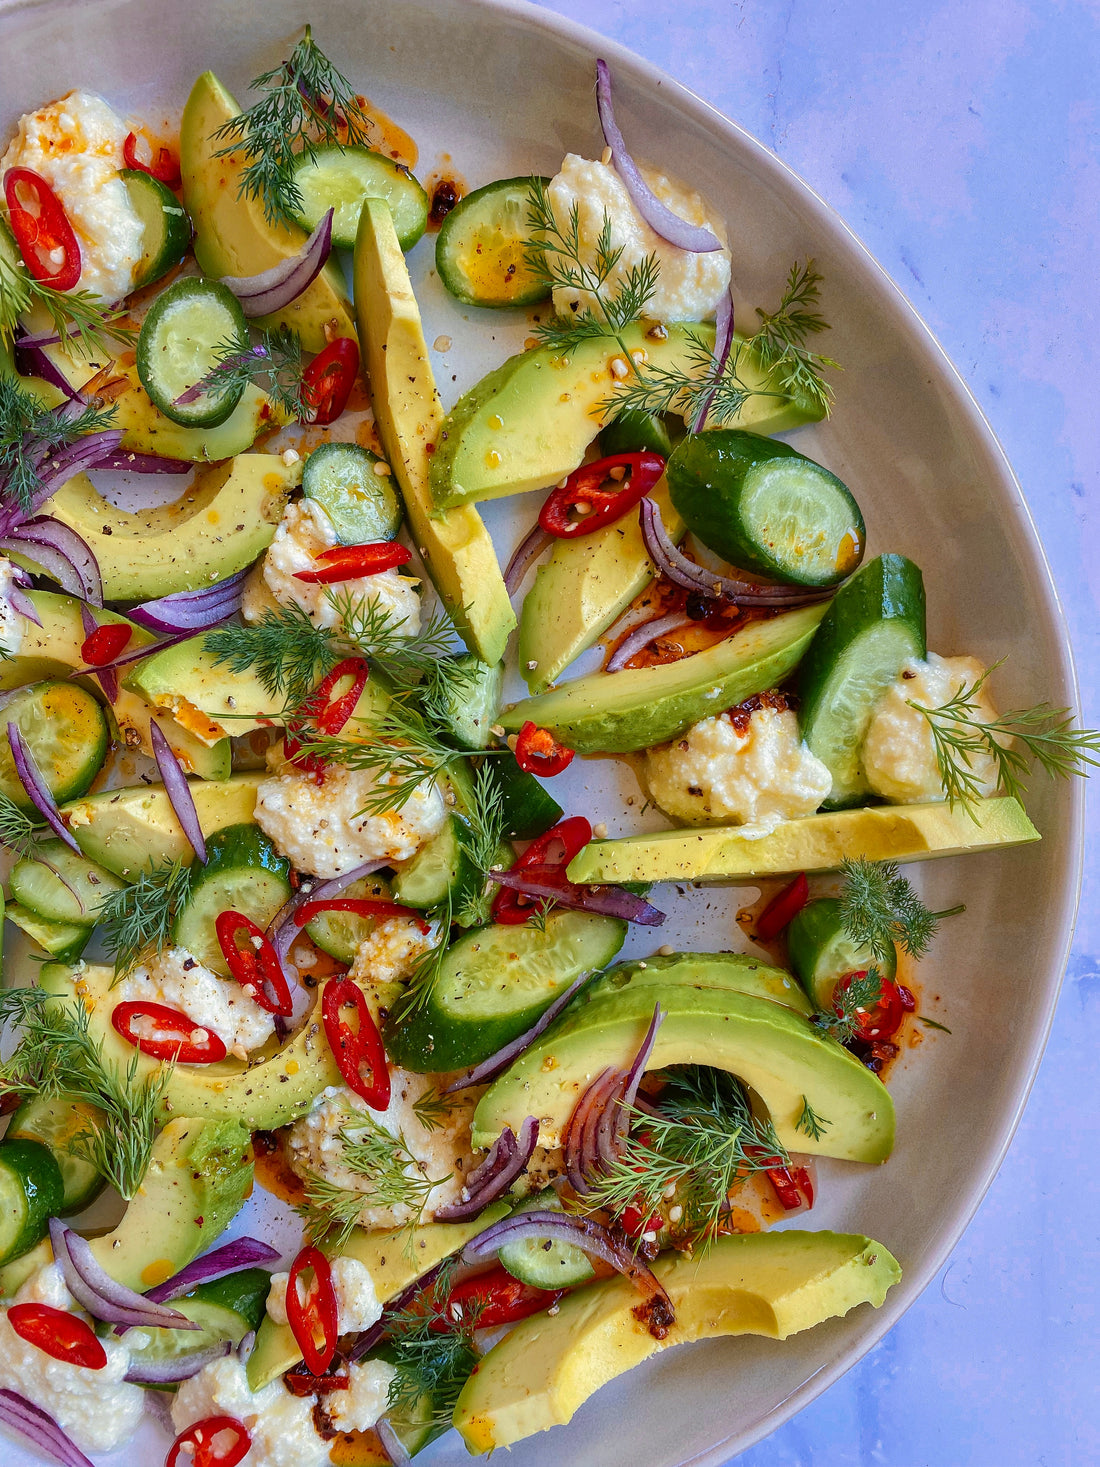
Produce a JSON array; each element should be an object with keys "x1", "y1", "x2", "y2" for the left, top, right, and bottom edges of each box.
[
  {"x1": 65, "y1": 626, "x2": 205, "y2": 680},
  {"x1": 267, "y1": 862, "x2": 386, "y2": 966},
  {"x1": 144, "y1": 1237, "x2": 281, "y2": 1305},
  {"x1": 619, "y1": 1002, "x2": 664, "y2": 1126},
  {"x1": 0, "y1": 1389, "x2": 94, "y2": 1467},
  {"x1": 149, "y1": 720, "x2": 207, "y2": 863},
  {"x1": 49, "y1": 1219, "x2": 201, "y2": 1330},
  {"x1": 564, "y1": 1004, "x2": 664, "y2": 1192},
  {"x1": 95, "y1": 450, "x2": 192, "y2": 475},
  {"x1": 124, "y1": 1339, "x2": 231, "y2": 1383},
  {"x1": 7, "y1": 516, "x2": 103, "y2": 604},
  {"x1": 8, "y1": 584, "x2": 42, "y2": 626},
  {"x1": 376, "y1": 1416, "x2": 413, "y2": 1467},
  {"x1": 443, "y1": 968, "x2": 597, "y2": 1093},
  {"x1": 130, "y1": 569, "x2": 249, "y2": 634},
  {"x1": 7, "y1": 723, "x2": 81, "y2": 853},
  {"x1": 638, "y1": 497, "x2": 831, "y2": 605},
  {"x1": 487, "y1": 865, "x2": 665, "y2": 926},
  {"x1": 14, "y1": 342, "x2": 86, "y2": 404},
  {"x1": 606, "y1": 611, "x2": 696, "y2": 673},
  {"x1": 503, "y1": 523, "x2": 553, "y2": 598},
  {"x1": 689, "y1": 288, "x2": 735, "y2": 433},
  {"x1": 434, "y1": 1116, "x2": 539, "y2": 1222},
  {"x1": 220, "y1": 209, "x2": 333, "y2": 317},
  {"x1": 237, "y1": 1329, "x2": 257, "y2": 1364},
  {"x1": 595, "y1": 59, "x2": 721, "y2": 254},
  {"x1": 462, "y1": 1210, "x2": 669, "y2": 1304},
  {"x1": 29, "y1": 429, "x2": 126, "y2": 506}
]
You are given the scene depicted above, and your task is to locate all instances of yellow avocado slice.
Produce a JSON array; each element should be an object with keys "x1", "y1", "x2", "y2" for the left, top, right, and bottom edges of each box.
[
  {"x1": 181, "y1": 72, "x2": 356, "y2": 353},
  {"x1": 453, "y1": 1229, "x2": 901, "y2": 1453},
  {"x1": 352, "y1": 197, "x2": 515, "y2": 665},
  {"x1": 566, "y1": 795, "x2": 1041, "y2": 884}
]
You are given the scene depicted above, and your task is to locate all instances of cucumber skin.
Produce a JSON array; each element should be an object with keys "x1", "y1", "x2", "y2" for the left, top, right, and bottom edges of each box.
[
  {"x1": 435, "y1": 176, "x2": 551, "y2": 307},
  {"x1": 172, "y1": 823, "x2": 291, "y2": 971},
  {"x1": 797, "y1": 554, "x2": 927, "y2": 808},
  {"x1": 786, "y1": 897, "x2": 896, "y2": 1009},
  {"x1": 483, "y1": 751, "x2": 563, "y2": 840},
  {"x1": 0, "y1": 1139, "x2": 65, "y2": 1265}
]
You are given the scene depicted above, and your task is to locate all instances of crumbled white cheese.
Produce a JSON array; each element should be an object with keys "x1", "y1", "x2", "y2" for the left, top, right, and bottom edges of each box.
[
  {"x1": 266, "y1": 1255, "x2": 383, "y2": 1336},
  {"x1": 241, "y1": 497, "x2": 421, "y2": 634},
  {"x1": 327, "y1": 1356, "x2": 396, "y2": 1433},
  {"x1": 286, "y1": 1078, "x2": 476, "y2": 1230},
  {"x1": 862, "y1": 652, "x2": 1003, "y2": 803},
  {"x1": 172, "y1": 1355, "x2": 329, "y2": 1467},
  {"x1": 0, "y1": 91, "x2": 145, "y2": 303},
  {"x1": 115, "y1": 946, "x2": 275, "y2": 1059},
  {"x1": 546, "y1": 153, "x2": 731, "y2": 323},
  {"x1": 0, "y1": 1264, "x2": 144, "y2": 1453},
  {"x1": 254, "y1": 762, "x2": 446, "y2": 879},
  {"x1": 642, "y1": 704, "x2": 832, "y2": 828},
  {"x1": 348, "y1": 914, "x2": 435, "y2": 988},
  {"x1": 0, "y1": 558, "x2": 27, "y2": 656}
]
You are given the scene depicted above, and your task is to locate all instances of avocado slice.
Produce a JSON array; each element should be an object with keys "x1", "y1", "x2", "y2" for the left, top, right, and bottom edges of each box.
[
  {"x1": 181, "y1": 72, "x2": 356, "y2": 352},
  {"x1": 0, "y1": 590, "x2": 229, "y2": 779},
  {"x1": 24, "y1": 455, "x2": 298, "y2": 603},
  {"x1": 501, "y1": 602, "x2": 828, "y2": 754},
  {"x1": 566, "y1": 795, "x2": 1041, "y2": 884},
  {"x1": 472, "y1": 979, "x2": 893, "y2": 1161},
  {"x1": 585, "y1": 950, "x2": 815, "y2": 1017},
  {"x1": 39, "y1": 963, "x2": 343, "y2": 1132},
  {"x1": 453, "y1": 1229, "x2": 901, "y2": 1452},
  {"x1": 352, "y1": 198, "x2": 515, "y2": 664},
  {"x1": 60, "y1": 772, "x2": 265, "y2": 876}
]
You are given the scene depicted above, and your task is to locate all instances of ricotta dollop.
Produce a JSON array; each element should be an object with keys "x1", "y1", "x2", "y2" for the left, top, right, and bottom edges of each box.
[
  {"x1": 171, "y1": 1355, "x2": 330, "y2": 1467},
  {"x1": 115, "y1": 945, "x2": 275, "y2": 1059},
  {"x1": 265, "y1": 1254, "x2": 383, "y2": 1336}
]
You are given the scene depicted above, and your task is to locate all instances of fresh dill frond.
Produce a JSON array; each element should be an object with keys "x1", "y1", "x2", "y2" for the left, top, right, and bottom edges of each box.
[
  {"x1": 203, "y1": 605, "x2": 342, "y2": 713},
  {"x1": 910, "y1": 661, "x2": 1100, "y2": 809},
  {"x1": 524, "y1": 898, "x2": 554, "y2": 935},
  {"x1": 919, "y1": 1016, "x2": 952, "y2": 1034},
  {"x1": 213, "y1": 25, "x2": 376, "y2": 225},
  {"x1": 0, "y1": 376, "x2": 118, "y2": 513},
  {"x1": 451, "y1": 764, "x2": 506, "y2": 929},
  {"x1": 295, "y1": 1170, "x2": 374, "y2": 1248},
  {"x1": 96, "y1": 858, "x2": 195, "y2": 979},
  {"x1": 0, "y1": 790, "x2": 43, "y2": 856},
  {"x1": 745, "y1": 260, "x2": 838, "y2": 416},
  {"x1": 67, "y1": 1052, "x2": 172, "y2": 1201},
  {"x1": 839, "y1": 856, "x2": 960, "y2": 962},
  {"x1": 811, "y1": 967, "x2": 883, "y2": 1045},
  {"x1": 191, "y1": 329, "x2": 305, "y2": 421},
  {"x1": 795, "y1": 1096, "x2": 830, "y2": 1141},
  {"x1": 393, "y1": 899, "x2": 452, "y2": 1020},
  {"x1": 583, "y1": 1066, "x2": 789, "y2": 1245},
  {"x1": 302, "y1": 701, "x2": 472, "y2": 815},
  {"x1": 0, "y1": 241, "x2": 134, "y2": 357},
  {"x1": 326, "y1": 591, "x2": 468, "y2": 701},
  {"x1": 384, "y1": 1261, "x2": 481, "y2": 1431},
  {"x1": 411, "y1": 1088, "x2": 458, "y2": 1134}
]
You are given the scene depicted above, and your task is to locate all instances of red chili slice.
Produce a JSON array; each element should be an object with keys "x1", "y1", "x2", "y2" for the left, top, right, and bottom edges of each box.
[
  {"x1": 80, "y1": 623, "x2": 133, "y2": 667},
  {"x1": 833, "y1": 971, "x2": 909, "y2": 1043},
  {"x1": 513, "y1": 721, "x2": 575, "y2": 778},
  {"x1": 3, "y1": 167, "x2": 81, "y2": 290},
  {"x1": 122, "y1": 130, "x2": 182, "y2": 188},
  {"x1": 111, "y1": 1001, "x2": 226, "y2": 1064},
  {"x1": 282, "y1": 657, "x2": 370, "y2": 772},
  {"x1": 166, "y1": 1415, "x2": 251, "y2": 1467},
  {"x1": 282, "y1": 1362, "x2": 350, "y2": 1396},
  {"x1": 433, "y1": 1263, "x2": 562, "y2": 1331},
  {"x1": 215, "y1": 911, "x2": 294, "y2": 1016},
  {"x1": 301, "y1": 337, "x2": 359, "y2": 425},
  {"x1": 294, "y1": 898, "x2": 430, "y2": 933},
  {"x1": 7, "y1": 1302, "x2": 107, "y2": 1370},
  {"x1": 322, "y1": 978, "x2": 391, "y2": 1110},
  {"x1": 754, "y1": 871, "x2": 809, "y2": 941},
  {"x1": 491, "y1": 815, "x2": 593, "y2": 926},
  {"x1": 293, "y1": 541, "x2": 412, "y2": 584},
  {"x1": 538, "y1": 452, "x2": 666, "y2": 539},
  {"x1": 285, "y1": 1244, "x2": 339, "y2": 1375},
  {"x1": 766, "y1": 1163, "x2": 815, "y2": 1212}
]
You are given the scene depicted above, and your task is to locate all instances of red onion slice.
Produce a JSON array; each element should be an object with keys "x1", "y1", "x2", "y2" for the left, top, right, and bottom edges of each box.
[
  {"x1": 0, "y1": 1388, "x2": 94, "y2": 1467},
  {"x1": 376, "y1": 1416, "x2": 413, "y2": 1467},
  {"x1": 462, "y1": 1210, "x2": 670, "y2": 1305},
  {"x1": 124, "y1": 1339, "x2": 231, "y2": 1384},
  {"x1": 95, "y1": 450, "x2": 193, "y2": 475},
  {"x1": 148, "y1": 721, "x2": 207, "y2": 863},
  {"x1": 689, "y1": 288, "x2": 735, "y2": 433},
  {"x1": 144, "y1": 1236, "x2": 281, "y2": 1305},
  {"x1": 443, "y1": 968, "x2": 597, "y2": 1093},
  {"x1": 606, "y1": 611, "x2": 696, "y2": 673},
  {"x1": 8, "y1": 583, "x2": 42, "y2": 626},
  {"x1": 7, "y1": 722, "x2": 81, "y2": 853},
  {"x1": 13, "y1": 342, "x2": 86, "y2": 404},
  {"x1": 595, "y1": 59, "x2": 722, "y2": 254},
  {"x1": 49, "y1": 1219, "x2": 201, "y2": 1330},
  {"x1": 6, "y1": 517, "x2": 103, "y2": 604},
  {"x1": 130, "y1": 569, "x2": 249, "y2": 634},
  {"x1": 487, "y1": 865, "x2": 666, "y2": 926},
  {"x1": 503, "y1": 523, "x2": 553, "y2": 598},
  {"x1": 434, "y1": 1116, "x2": 539, "y2": 1222},
  {"x1": 564, "y1": 1004, "x2": 664, "y2": 1191},
  {"x1": 28, "y1": 429, "x2": 126, "y2": 508},
  {"x1": 220, "y1": 209, "x2": 334, "y2": 317},
  {"x1": 267, "y1": 861, "x2": 386, "y2": 966}
]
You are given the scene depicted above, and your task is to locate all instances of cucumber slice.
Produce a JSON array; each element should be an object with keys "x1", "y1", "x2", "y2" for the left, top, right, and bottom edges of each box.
[
  {"x1": 136, "y1": 276, "x2": 249, "y2": 427},
  {"x1": 667, "y1": 429, "x2": 866, "y2": 588},
  {"x1": 291, "y1": 144, "x2": 428, "y2": 252},
  {"x1": 9, "y1": 839, "x2": 126, "y2": 927},
  {"x1": 393, "y1": 815, "x2": 476, "y2": 910},
  {"x1": 303, "y1": 874, "x2": 393, "y2": 963},
  {"x1": 599, "y1": 408, "x2": 680, "y2": 459},
  {"x1": 481, "y1": 750, "x2": 562, "y2": 840},
  {"x1": 183, "y1": 1267, "x2": 272, "y2": 1333},
  {"x1": 383, "y1": 910, "x2": 626, "y2": 1072},
  {"x1": 0, "y1": 1139, "x2": 64, "y2": 1265},
  {"x1": 121, "y1": 169, "x2": 191, "y2": 287},
  {"x1": 435, "y1": 176, "x2": 551, "y2": 308},
  {"x1": 786, "y1": 897, "x2": 897, "y2": 1010},
  {"x1": 5, "y1": 903, "x2": 91, "y2": 962},
  {"x1": 497, "y1": 1190, "x2": 595, "y2": 1290},
  {"x1": 171, "y1": 823, "x2": 291, "y2": 974},
  {"x1": 431, "y1": 656, "x2": 503, "y2": 750},
  {"x1": 6, "y1": 1095, "x2": 106, "y2": 1215},
  {"x1": 302, "y1": 441, "x2": 402, "y2": 543},
  {"x1": 125, "y1": 1291, "x2": 256, "y2": 1371},
  {"x1": 0, "y1": 680, "x2": 109, "y2": 810},
  {"x1": 797, "y1": 553, "x2": 927, "y2": 808}
]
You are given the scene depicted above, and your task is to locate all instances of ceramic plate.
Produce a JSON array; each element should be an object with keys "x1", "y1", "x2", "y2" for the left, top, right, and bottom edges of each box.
[{"x1": 0, "y1": 0, "x2": 1083, "y2": 1463}]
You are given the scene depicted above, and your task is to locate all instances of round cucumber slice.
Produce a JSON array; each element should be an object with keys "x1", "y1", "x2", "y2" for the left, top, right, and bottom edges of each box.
[
  {"x1": 0, "y1": 1138, "x2": 64, "y2": 1265},
  {"x1": 302, "y1": 441, "x2": 402, "y2": 543},
  {"x1": 171, "y1": 823, "x2": 291, "y2": 974},
  {"x1": 121, "y1": 169, "x2": 191, "y2": 287},
  {"x1": 786, "y1": 898, "x2": 897, "y2": 1010},
  {"x1": 498, "y1": 1191, "x2": 595, "y2": 1290},
  {"x1": 304, "y1": 874, "x2": 393, "y2": 964},
  {"x1": 136, "y1": 276, "x2": 249, "y2": 427},
  {"x1": 435, "y1": 176, "x2": 551, "y2": 307},
  {"x1": 6, "y1": 1095, "x2": 106, "y2": 1215},
  {"x1": 667, "y1": 429, "x2": 865, "y2": 587},
  {"x1": 291, "y1": 144, "x2": 428, "y2": 251},
  {"x1": 0, "y1": 680, "x2": 109, "y2": 810}
]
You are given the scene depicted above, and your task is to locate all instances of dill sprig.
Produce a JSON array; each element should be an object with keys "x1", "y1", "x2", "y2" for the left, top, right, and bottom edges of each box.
[
  {"x1": 811, "y1": 967, "x2": 883, "y2": 1045},
  {"x1": 0, "y1": 232, "x2": 135, "y2": 357},
  {"x1": 96, "y1": 858, "x2": 195, "y2": 979},
  {"x1": 0, "y1": 789, "x2": 43, "y2": 857},
  {"x1": 384, "y1": 1259, "x2": 481, "y2": 1432},
  {"x1": 583, "y1": 1066, "x2": 789, "y2": 1246},
  {"x1": 213, "y1": 25, "x2": 375, "y2": 225},
  {"x1": 301, "y1": 701, "x2": 473, "y2": 815},
  {"x1": 190, "y1": 329, "x2": 305, "y2": 421},
  {"x1": 747, "y1": 260, "x2": 838, "y2": 415},
  {"x1": 795, "y1": 1096, "x2": 830, "y2": 1141},
  {"x1": 203, "y1": 604, "x2": 342, "y2": 713},
  {"x1": 392, "y1": 897, "x2": 453, "y2": 1021},
  {"x1": 451, "y1": 764, "x2": 506, "y2": 929},
  {"x1": 0, "y1": 376, "x2": 118, "y2": 513},
  {"x1": 910, "y1": 661, "x2": 1100, "y2": 809},
  {"x1": 0, "y1": 987, "x2": 170, "y2": 1198},
  {"x1": 411, "y1": 1088, "x2": 459, "y2": 1134},
  {"x1": 839, "y1": 856, "x2": 961, "y2": 963}
]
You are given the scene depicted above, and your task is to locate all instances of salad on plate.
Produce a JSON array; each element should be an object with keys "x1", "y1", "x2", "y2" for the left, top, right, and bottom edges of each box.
[{"x1": 0, "y1": 26, "x2": 1094, "y2": 1467}]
